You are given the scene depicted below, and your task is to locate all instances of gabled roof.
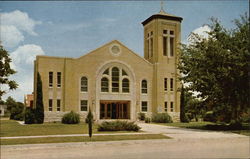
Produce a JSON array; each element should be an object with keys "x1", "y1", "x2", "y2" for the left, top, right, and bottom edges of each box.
[
  {"x1": 142, "y1": 10, "x2": 183, "y2": 26},
  {"x1": 77, "y1": 40, "x2": 152, "y2": 66}
]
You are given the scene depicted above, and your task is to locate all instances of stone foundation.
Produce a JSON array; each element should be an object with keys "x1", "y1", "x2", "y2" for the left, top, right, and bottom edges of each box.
[{"x1": 44, "y1": 111, "x2": 88, "y2": 122}]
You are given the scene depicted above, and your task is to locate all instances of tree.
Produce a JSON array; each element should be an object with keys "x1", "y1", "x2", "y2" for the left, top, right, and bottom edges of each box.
[
  {"x1": 35, "y1": 72, "x2": 44, "y2": 123},
  {"x1": 24, "y1": 107, "x2": 36, "y2": 124},
  {"x1": 178, "y1": 13, "x2": 249, "y2": 123},
  {"x1": 180, "y1": 86, "x2": 189, "y2": 122},
  {"x1": 0, "y1": 45, "x2": 18, "y2": 100},
  {"x1": 86, "y1": 108, "x2": 93, "y2": 138}
]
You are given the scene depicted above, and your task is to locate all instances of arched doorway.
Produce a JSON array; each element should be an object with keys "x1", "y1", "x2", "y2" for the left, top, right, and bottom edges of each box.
[{"x1": 95, "y1": 61, "x2": 136, "y2": 120}]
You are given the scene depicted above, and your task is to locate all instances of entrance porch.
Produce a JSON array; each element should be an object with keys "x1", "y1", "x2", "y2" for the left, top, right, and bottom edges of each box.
[{"x1": 100, "y1": 101, "x2": 130, "y2": 119}]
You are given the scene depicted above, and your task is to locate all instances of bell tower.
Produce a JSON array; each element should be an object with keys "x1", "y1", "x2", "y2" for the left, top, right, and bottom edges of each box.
[{"x1": 142, "y1": 5, "x2": 183, "y2": 121}]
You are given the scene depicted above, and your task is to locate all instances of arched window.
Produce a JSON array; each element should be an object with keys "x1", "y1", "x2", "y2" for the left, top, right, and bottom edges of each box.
[
  {"x1": 122, "y1": 78, "x2": 129, "y2": 93},
  {"x1": 81, "y1": 77, "x2": 88, "y2": 92},
  {"x1": 112, "y1": 67, "x2": 119, "y2": 92},
  {"x1": 101, "y1": 77, "x2": 109, "y2": 92},
  {"x1": 141, "y1": 80, "x2": 147, "y2": 94}
]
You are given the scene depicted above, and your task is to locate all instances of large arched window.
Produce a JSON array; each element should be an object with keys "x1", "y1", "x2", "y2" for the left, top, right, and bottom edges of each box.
[
  {"x1": 141, "y1": 80, "x2": 147, "y2": 94},
  {"x1": 122, "y1": 78, "x2": 129, "y2": 93},
  {"x1": 101, "y1": 77, "x2": 109, "y2": 92},
  {"x1": 112, "y1": 67, "x2": 119, "y2": 92},
  {"x1": 81, "y1": 77, "x2": 88, "y2": 92}
]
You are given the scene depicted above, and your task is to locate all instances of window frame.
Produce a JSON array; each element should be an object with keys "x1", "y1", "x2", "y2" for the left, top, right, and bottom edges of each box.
[
  {"x1": 81, "y1": 77, "x2": 88, "y2": 92},
  {"x1": 49, "y1": 72, "x2": 53, "y2": 87},
  {"x1": 141, "y1": 80, "x2": 147, "y2": 94},
  {"x1": 49, "y1": 99, "x2": 53, "y2": 111},
  {"x1": 170, "y1": 102, "x2": 174, "y2": 112},
  {"x1": 80, "y1": 100, "x2": 88, "y2": 111},
  {"x1": 122, "y1": 78, "x2": 129, "y2": 93},
  {"x1": 141, "y1": 101, "x2": 148, "y2": 112},
  {"x1": 57, "y1": 99, "x2": 61, "y2": 111},
  {"x1": 57, "y1": 72, "x2": 61, "y2": 88}
]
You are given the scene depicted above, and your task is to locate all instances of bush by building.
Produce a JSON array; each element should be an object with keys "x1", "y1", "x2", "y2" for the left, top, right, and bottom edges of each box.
[
  {"x1": 151, "y1": 113, "x2": 173, "y2": 123},
  {"x1": 61, "y1": 111, "x2": 80, "y2": 124},
  {"x1": 98, "y1": 120, "x2": 141, "y2": 131},
  {"x1": 138, "y1": 112, "x2": 145, "y2": 121},
  {"x1": 145, "y1": 117, "x2": 151, "y2": 123},
  {"x1": 9, "y1": 102, "x2": 24, "y2": 121}
]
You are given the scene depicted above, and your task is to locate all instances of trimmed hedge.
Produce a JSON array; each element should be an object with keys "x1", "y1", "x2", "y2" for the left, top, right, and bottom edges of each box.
[
  {"x1": 98, "y1": 121, "x2": 141, "y2": 132},
  {"x1": 62, "y1": 111, "x2": 80, "y2": 124},
  {"x1": 151, "y1": 113, "x2": 173, "y2": 123},
  {"x1": 203, "y1": 111, "x2": 216, "y2": 122}
]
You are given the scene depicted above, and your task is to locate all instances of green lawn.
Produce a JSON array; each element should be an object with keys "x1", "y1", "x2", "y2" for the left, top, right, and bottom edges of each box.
[
  {"x1": 0, "y1": 134, "x2": 169, "y2": 145},
  {"x1": 159, "y1": 122, "x2": 250, "y2": 136},
  {"x1": 0, "y1": 120, "x2": 138, "y2": 137}
]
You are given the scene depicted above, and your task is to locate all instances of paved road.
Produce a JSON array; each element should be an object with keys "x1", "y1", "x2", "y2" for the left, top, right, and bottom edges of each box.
[{"x1": 1, "y1": 123, "x2": 249, "y2": 159}]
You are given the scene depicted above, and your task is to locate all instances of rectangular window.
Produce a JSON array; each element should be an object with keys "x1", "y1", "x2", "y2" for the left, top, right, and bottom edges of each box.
[
  {"x1": 170, "y1": 30, "x2": 174, "y2": 35},
  {"x1": 147, "y1": 39, "x2": 150, "y2": 58},
  {"x1": 141, "y1": 101, "x2": 148, "y2": 112},
  {"x1": 170, "y1": 37, "x2": 174, "y2": 57},
  {"x1": 49, "y1": 72, "x2": 53, "y2": 87},
  {"x1": 170, "y1": 102, "x2": 174, "y2": 112},
  {"x1": 164, "y1": 102, "x2": 168, "y2": 112},
  {"x1": 57, "y1": 99, "x2": 61, "y2": 111},
  {"x1": 57, "y1": 72, "x2": 61, "y2": 87},
  {"x1": 164, "y1": 78, "x2": 168, "y2": 91},
  {"x1": 150, "y1": 38, "x2": 153, "y2": 57},
  {"x1": 163, "y1": 30, "x2": 167, "y2": 34},
  {"x1": 80, "y1": 100, "x2": 88, "y2": 111},
  {"x1": 49, "y1": 99, "x2": 53, "y2": 111},
  {"x1": 170, "y1": 78, "x2": 173, "y2": 91},
  {"x1": 163, "y1": 36, "x2": 167, "y2": 56}
]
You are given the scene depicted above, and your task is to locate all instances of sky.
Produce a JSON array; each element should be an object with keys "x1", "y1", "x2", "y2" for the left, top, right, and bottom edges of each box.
[{"x1": 0, "y1": 0, "x2": 249, "y2": 102}]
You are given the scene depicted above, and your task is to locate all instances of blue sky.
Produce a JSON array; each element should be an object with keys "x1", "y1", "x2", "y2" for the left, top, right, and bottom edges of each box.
[{"x1": 0, "y1": 1, "x2": 248, "y2": 101}]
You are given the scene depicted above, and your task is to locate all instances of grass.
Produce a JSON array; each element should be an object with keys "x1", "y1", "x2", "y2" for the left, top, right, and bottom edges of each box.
[
  {"x1": 0, "y1": 120, "x2": 139, "y2": 137},
  {"x1": 158, "y1": 122, "x2": 250, "y2": 136},
  {"x1": 0, "y1": 134, "x2": 170, "y2": 145}
]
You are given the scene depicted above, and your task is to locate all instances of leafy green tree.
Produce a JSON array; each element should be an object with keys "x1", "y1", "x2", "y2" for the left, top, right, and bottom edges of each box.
[
  {"x1": 0, "y1": 45, "x2": 18, "y2": 100},
  {"x1": 35, "y1": 72, "x2": 44, "y2": 123},
  {"x1": 5, "y1": 96, "x2": 16, "y2": 113},
  {"x1": 86, "y1": 108, "x2": 93, "y2": 138},
  {"x1": 180, "y1": 86, "x2": 189, "y2": 123},
  {"x1": 179, "y1": 13, "x2": 249, "y2": 123}
]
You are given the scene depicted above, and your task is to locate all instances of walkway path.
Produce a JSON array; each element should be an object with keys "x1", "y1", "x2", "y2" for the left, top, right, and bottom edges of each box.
[{"x1": 138, "y1": 123, "x2": 247, "y2": 139}]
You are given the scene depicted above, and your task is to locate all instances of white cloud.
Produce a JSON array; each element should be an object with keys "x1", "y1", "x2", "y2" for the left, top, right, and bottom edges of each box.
[
  {"x1": 191, "y1": 25, "x2": 211, "y2": 39},
  {"x1": 11, "y1": 44, "x2": 45, "y2": 65},
  {"x1": 2, "y1": 44, "x2": 45, "y2": 101},
  {"x1": 187, "y1": 25, "x2": 212, "y2": 44},
  {"x1": 1, "y1": 10, "x2": 41, "y2": 36},
  {"x1": 0, "y1": 10, "x2": 41, "y2": 48},
  {"x1": 0, "y1": 25, "x2": 24, "y2": 48}
]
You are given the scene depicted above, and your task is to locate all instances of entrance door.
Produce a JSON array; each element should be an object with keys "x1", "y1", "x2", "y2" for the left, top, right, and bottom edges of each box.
[{"x1": 100, "y1": 101, "x2": 130, "y2": 119}]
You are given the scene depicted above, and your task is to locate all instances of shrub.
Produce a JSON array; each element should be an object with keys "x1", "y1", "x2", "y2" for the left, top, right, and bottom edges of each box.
[
  {"x1": 151, "y1": 113, "x2": 173, "y2": 123},
  {"x1": 98, "y1": 121, "x2": 141, "y2": 131},
  {"x1": 62, "y1": 111, "x2": 80, "y2": 124},
  {"x1": 24, "y1": 107, "x2": 36, "y2": 124},
  {"x1": 203, "y1": 111, "x2": 216, "y2": 122},
  {"x1": 145, "y1": 117, "x2": 151, "y2": 123},
  {"x1": 138, "y1": 112, "x2": 145, "y2": 120},
  {"x1": 10, "y1": 102, "x2": 24, "y2": 121}
]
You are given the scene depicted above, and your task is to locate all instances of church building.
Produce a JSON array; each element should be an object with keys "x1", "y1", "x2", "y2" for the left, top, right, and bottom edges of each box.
[{"x1": 33, "y1": 9, "x2": 183, "y2": 122}]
